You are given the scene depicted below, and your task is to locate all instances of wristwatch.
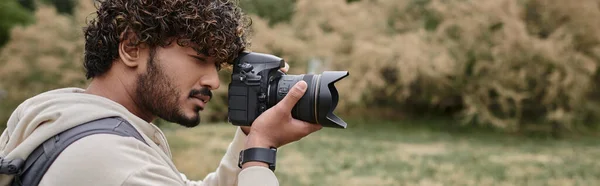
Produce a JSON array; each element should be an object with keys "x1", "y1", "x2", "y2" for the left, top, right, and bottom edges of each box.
[{"x1": 238, "y1": 147, "x2": 277, "y2": 171}]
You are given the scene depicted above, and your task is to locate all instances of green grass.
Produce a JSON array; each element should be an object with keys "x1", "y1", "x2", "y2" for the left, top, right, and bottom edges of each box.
[{"x1": 163, "y1": 119, "x2": 600, "y2": 186}]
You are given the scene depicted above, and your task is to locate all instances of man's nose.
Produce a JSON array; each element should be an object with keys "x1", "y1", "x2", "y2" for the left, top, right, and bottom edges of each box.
[{"x1": 201, "y1": 71, "x2": 220, "y2": 90}]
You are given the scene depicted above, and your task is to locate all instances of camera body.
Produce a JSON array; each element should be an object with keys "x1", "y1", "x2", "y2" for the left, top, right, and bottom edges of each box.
[{"x1": 228, "y1": 52, "x2": 285, "y2": 126}]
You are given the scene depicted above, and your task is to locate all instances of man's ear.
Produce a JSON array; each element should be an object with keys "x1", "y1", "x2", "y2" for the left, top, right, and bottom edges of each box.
[{"x1": 118, "y1": 30, "x2": 142, "y2": 68}]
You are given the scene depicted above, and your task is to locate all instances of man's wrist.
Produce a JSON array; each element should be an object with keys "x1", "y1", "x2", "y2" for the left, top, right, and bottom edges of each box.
[
  {"x1": 242, "y1": 140, "x2": 275, "y2": 167},
  {"x1": 241, "y1": 161, "x2": 269, "y2": 169},
  {"x1": 245, "y1": 133, "x2": 277, "y2": 149},
  {"x1": 237, "y1": 128, "x2": 272, "y2": 169}
]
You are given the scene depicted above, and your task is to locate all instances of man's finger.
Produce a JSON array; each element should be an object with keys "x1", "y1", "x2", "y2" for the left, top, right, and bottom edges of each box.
[
  {"x1": 291, "y1": 119, "x2": 322, "y2": 135},
  {"x1": 277, "y1": 80, "x2": 307, "y2": 111},
  {"x1": 280, "y1": 62, "x2": 290, "y2": 73}
]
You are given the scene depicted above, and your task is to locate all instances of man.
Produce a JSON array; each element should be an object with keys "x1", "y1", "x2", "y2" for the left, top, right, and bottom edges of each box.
[{"x1": 0, "y1": 0, "x2": 321, "y2": 185}]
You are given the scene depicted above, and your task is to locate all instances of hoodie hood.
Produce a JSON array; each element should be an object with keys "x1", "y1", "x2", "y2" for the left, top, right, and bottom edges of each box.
[{"x1": 0, "y1": 87, "x2": 173, "y2": 162}]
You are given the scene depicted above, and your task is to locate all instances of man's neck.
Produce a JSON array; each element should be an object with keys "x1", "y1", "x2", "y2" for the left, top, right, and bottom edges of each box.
[{"x1": 84, "y1": 74, "x2": 155, "y2": 123}]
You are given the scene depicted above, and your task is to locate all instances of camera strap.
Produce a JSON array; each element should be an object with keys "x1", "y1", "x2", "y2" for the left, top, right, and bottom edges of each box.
[{"x1": 10, "y1": 117, "x2": 147, "y2": 186}]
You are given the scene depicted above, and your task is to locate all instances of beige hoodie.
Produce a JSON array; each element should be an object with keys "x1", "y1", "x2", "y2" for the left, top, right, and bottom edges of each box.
[{"x1": 0, "y1": 88, "x2": 278, "y2": 186}]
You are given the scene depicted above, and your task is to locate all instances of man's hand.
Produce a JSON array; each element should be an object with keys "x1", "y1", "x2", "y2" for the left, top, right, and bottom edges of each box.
[
  {"x1": 239, "y1": 63, "x2": 321, "y2": 169},
  {"x1": 240, "y1": 62, "x2": 290, "y2": 135},
  {"x1": 244, "y1": 80, "x2": 323, "y2": 149}
]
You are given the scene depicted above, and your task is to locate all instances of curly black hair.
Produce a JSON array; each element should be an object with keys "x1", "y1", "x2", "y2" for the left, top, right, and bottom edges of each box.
[{"x1": 83, "y1": 0, "x2": 251, "y2": 79}]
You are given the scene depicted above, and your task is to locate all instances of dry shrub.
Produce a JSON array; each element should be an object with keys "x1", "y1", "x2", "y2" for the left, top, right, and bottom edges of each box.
[
  {"x1": 2, "y1": 0, "x2": 599, "y2": 134},
  {"x1": 0, "y1": 1, "x2": 95, "y2": 126},
  {"x1": 246, "y1": 0, "x2": 600, "y2": 133},
  {"x1": 431, "y1": 0, "x2": 600, "y2": 131}
]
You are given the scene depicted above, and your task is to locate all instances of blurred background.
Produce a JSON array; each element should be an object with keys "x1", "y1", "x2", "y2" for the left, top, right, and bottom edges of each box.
[{"x1": 1, "y1": 0, "x2": 599, "y2": 185}]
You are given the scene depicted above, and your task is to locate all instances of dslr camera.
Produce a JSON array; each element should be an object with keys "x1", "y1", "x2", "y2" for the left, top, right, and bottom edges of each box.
[{"x1": 228, "y1": 52, "x2": 349, "y2": 128}]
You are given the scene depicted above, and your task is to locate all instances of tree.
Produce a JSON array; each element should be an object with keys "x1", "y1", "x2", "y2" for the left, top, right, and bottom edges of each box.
[
  {"x1": 0, "y1": 0, "x2": 34, "y2": 47},
  {"x1": 239, "y1": 0, "x2": 296, "y2": 26},
  {"x1": 0, "y1": 1, "x2": 93, "y2": 128},
  {"x1": 247, "y1": 0, "x2": 600, "y2": 134}
]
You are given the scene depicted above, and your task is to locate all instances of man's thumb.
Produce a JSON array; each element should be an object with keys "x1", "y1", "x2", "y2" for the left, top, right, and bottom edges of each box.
[{"x1": 278, "y1": 80, "x2": 308, "y2": 111}]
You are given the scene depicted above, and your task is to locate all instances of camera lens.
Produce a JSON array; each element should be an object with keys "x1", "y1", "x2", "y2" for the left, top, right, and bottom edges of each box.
[{"x1": 268, "y1": 71, "x2": 349, "y2": 128}]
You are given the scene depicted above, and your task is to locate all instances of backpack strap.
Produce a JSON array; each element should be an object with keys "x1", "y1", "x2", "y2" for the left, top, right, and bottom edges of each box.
[{"x1": 12, "y1": 117, "x2": 147, "y2": 186}]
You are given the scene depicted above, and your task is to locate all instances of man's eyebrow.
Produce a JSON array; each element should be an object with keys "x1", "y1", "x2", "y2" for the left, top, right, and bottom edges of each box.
[{"x1": 189, "y1": 54, "x2": 206, "y2": 62}]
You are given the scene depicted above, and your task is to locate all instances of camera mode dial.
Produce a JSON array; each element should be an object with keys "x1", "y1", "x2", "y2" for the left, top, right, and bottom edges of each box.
[{"x1": 239, "y1": 63, "x2": 254, "y2": 73}]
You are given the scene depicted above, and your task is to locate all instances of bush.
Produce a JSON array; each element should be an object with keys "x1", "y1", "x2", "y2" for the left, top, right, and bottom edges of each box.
[
  {"x1": 0, "y1": 1, "x2": 93, "y2": 128},
  {"x1": 2, "y1": 0, "x2": 599, "y2": 135},
  {"x1": 1, "y1": 0, "x2": 77, "y2": 48},
  {"x1": 428, "y1": 0, "x2": 599, "y2": 132},
  {"x1": 245, "y1": 0, "x2": 600, "y2": 133},
  {"x1": 0, "y1": 0, "x2": 34, "y2": 47},
  {"x1": 238, "y1": 0, "x2": 296, "y2": 26}
]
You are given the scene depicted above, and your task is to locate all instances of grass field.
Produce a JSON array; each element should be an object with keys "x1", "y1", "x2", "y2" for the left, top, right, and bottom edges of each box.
[{"x1": 163, "y1": 119, "x2": 600, "y2": 186}]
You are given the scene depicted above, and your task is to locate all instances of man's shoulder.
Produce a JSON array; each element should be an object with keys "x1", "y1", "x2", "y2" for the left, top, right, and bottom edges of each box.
[
  {"x1": 39, "y1": 134, "x2": 165, "y2": 185},
  {"x1": 60, "y1": 133, "x2": 157, "y2": 164},
  {"x1": 60, "y1": 134, "x2": 154, "y2": 164}
]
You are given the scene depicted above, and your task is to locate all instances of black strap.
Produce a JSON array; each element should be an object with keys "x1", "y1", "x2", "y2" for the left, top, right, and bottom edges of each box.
[
  {"x1": 238, "y1": 147, "x2": 277, "y2": 171},
  {"x1": 11, "y1": 117, "x2": 147, "y2": 186}
]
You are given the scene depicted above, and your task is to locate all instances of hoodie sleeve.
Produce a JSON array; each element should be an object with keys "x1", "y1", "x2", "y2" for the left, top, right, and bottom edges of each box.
[{"x1": 39, "y1": 128, "x2": 279, "y2": 186}]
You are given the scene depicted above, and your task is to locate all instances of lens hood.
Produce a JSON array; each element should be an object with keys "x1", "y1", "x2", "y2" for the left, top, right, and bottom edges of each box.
[{"x1": 316, "y1": 71, "x2": 349, "y2": 128}]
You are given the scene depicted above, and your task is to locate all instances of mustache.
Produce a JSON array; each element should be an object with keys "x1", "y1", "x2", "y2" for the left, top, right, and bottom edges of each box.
[{"x1": 189, "y1": 88, "x2": 212, "y2": 100}]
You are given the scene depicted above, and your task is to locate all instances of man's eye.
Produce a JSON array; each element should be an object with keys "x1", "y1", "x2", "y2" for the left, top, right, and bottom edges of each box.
[{"x1": 197, "y1": 59, "x2": 208, "y2": 64}]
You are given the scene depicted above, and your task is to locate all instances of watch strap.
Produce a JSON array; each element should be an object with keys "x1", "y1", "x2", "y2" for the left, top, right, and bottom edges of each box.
[{"x1": 238, "y1": 147, "x2": 277, "y2": 171}]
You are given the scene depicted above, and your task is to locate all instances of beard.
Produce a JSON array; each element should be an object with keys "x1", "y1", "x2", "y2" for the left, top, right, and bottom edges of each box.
[{"x1": 135, "y1": 51, "x2": 208, "y2": 128}]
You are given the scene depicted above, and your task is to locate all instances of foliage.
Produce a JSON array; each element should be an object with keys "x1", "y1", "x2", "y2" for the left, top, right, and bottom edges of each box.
[
  {"x1": 17, "y1": 0, "x2": 36, "y2": 11},
  {"x1": 238, "y1": 0, "x2": 296, "y2": 26},
  {"x1": 1, "y1": 0, "x2": 600, "y2": 135},
  {"x1": 0, "y1": 0, "x2": 35, "y2": 47},
  {"x1": 244, "y1": 0, "x2": 600, "y2": 134},
  {"x1": 0, "y1": 1, "x2": 93, "y2": 127},
  {"x1": 18, "y1": 0, "x2": 76, "y2": 14},
  {"x1": 0, "y1": 0, "x2": 76, "y2": 48},
  {"x1": 42, "y1": 0, "x2": 77, "y2": 14}
]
